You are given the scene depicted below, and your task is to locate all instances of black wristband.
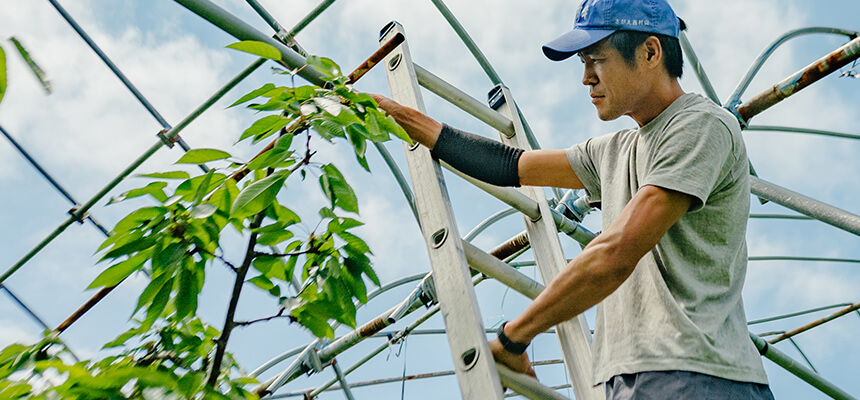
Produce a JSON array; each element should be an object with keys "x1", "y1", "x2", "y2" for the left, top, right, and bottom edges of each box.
[
  {"x1": 496, "y1": 321, "x2": 528, "y2": 355},
  {"x1": 430, "y1": 124, "x2": 523, "y2": 187}
]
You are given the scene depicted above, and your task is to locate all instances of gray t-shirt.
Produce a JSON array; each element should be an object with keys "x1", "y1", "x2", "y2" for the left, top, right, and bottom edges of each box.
[{"x1": 566, "y1": 93, "x2": 768, "y2": 386}]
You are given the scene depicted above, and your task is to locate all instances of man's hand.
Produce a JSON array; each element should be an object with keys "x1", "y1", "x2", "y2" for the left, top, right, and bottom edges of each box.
[
  {"x1": 489, "y1": 338, "x2": 537, "y2": 379},
  {"x1": 369, "y1": 94, "x2": 443, "y2": 149}
]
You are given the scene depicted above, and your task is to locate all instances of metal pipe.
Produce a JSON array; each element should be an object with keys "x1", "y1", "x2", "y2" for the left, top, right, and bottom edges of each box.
[
  {"x1": 745, "y1": 125, "x2": 860, "y2": 141},
  {"x1": 462, "y1": 241, "x2": 544, "y2": 300},
  {"x1": 442, "y1": 162, "x2": 541, "y2": 219},
  {"x1": 749, "y1": 213, "x2": 813, "y2": 220},
  {"x1": 736, "y1": 36, "x2": 860, "y2": 124},
  {"x1": 496, "y1": 362, "x2": 570, "y2": 400},
  {"x1": 679, "y1": 31, "x2": 720, "y2": 105},
  {"x1": 0, "y1": 58, "x2": 265, "y2": 286},
  {"x1": 427, "y1": 0, "x2": 548, "y2": 161},
  {"x1": 748, "y1": 256, "x2": 860, "y2": 264},
  {"x1": 283, "y1": 0, "x2": 336, "y2": 42},
  {"x1": 414, "y1": 64, "x2": 514, "y2": 135},
  {"x1": 330, "y1": 359, "x2": 356, "y2": 400},
  {"x1": 769, "y1": 302, "x2": 860, "y2": 345},
  {"x1": 747, "y1": 303, "x2": 855, "y2": 325},
  {"x1": 0, "y1": 285, "x2": 80, "y2": 362},
  {"x1": 0, "y1": 124, "x2": 109, "y2": 235},
  {"x1": 250, "y1": 272, "x2": 427, "y2": 378},
  {"x1": 45, "y1": 0, "x2": 200, "y2": 156},
  {"x1": 750, "y1": 333, "x2": 856, "y2": 400},
  {"x1": 174, "y1": 0, "x2": 327, "y2": 86},
  {"x1": 726, "y1": 27, "x2": 859, "y2": 109},
  {"x1": 786, "y1": 337, "x2": 818, "y2": 373},
  {"x1": 245, "y1": 0, "x2": 285, "y2": 34},
  {"x1": 464, "y1": 207, "x2": 519, "y2": 242},
  {"x1": 749, "y1": 176, "x2": 860, "y2": 237}
]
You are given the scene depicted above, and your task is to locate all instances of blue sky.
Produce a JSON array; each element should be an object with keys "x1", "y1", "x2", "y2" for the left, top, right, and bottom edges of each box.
[{"x1": 0, "y1": 0, "x2": 858, "y2": 398}]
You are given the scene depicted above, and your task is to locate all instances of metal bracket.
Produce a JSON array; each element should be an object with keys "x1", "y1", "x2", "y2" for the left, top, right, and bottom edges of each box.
[
  {"x1": 155, "y1": 129, "x2": 178, "y2": 148},
  {"x1": 68, "y1": 206, "x2": 88, "y2": 224}
]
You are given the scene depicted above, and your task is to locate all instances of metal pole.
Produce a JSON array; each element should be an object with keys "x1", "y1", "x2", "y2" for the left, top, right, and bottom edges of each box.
[
  {"x1": 45, "y1": 0, "x2": 198, "y2": 156},
  {"x1": 283, "y1": 0, "x2": 337, "y2": 42},
  {"x1": 750, "y1": 333, "x2": 856, "y2": 400},
  {"x1": 749, "y1": 176, "x2": 860, "y2": 237},
  {"x1": 464, "y1": 207, "x2": 519, "y2": 241},
  {"x1": 0, "y1": 58, "x2": 265, "y2": 286},
  {"x1": 679, "y1": 31, "x2": 720, "y2": 105},
  {"x1": 769, "y1": 302, "x2": 860, "y2": 345},
  {"x1": 414, "y1": 64, "x2": 514, "y2": 135},
  {"x1": 0, "y1": 285, "x2": 80, "y2": 362},
  {"x1": 749, "y1": 213, "x2": 813, "y2": 220},
  {"x1": 735, "y1": 36, "x2": 860, "y2": 124},
  {"x1": 245, "y1": 0, "x2": 286, "y2": 34},
  {"x1": 330, "y1": 359, "x2": 356, "y2": 400},
  {"x1": 174, "y1": 0, "x2": 327, "y2": 87},
  {"x1": 745, "y1": 125, "x2": 860, "y2": 141},
  {"x1": 748, "y1": 303, "x2": 856, "y2": 325},
  {"x1": 725, "y1": 27, "x2": 859, "y2": 109},
  {"x1": 496, "y1": 362, "x2": 571, "y2": 400},
  {"x1": 0, "y1": 124, "x2": 109, "y2": 235},
  {"x1": 748, "y1": 256, "x2": 860, "y2": 264}
]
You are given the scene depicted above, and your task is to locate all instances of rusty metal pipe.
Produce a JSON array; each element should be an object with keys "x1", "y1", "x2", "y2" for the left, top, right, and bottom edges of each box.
[
  {"x1": 736, "y1": 36, "x2": 860, "y2": 124},
  {"x1": 769, "y1": 302, "x2": 860, "y2": 345}
]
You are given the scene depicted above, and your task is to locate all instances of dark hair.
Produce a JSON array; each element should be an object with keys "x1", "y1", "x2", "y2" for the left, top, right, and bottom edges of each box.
[{"x1": 605, "y1": 30, "x2": 684, "y2": 78}]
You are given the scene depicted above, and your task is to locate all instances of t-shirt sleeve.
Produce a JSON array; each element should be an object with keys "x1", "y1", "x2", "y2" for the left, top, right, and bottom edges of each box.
[
  {"x1": 641, "y1": 112, "x2": 733, "y2": 212},
  {"x1": 566, "y1": 137, "x2": 604, "y2": 204}
]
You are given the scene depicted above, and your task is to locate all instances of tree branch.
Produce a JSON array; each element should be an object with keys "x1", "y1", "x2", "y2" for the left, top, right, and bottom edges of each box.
[
  {"x1": 234, "y1": 308, "x2": 294, "y2": 327},
  {"x1": 206, "y1": 212, "x2": 265, "y2": 387}
]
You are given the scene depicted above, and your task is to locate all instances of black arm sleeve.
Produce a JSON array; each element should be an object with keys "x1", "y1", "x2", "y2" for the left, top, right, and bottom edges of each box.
[{"x1": 430, "y1": 124, "x2": 523, "y2": 187}]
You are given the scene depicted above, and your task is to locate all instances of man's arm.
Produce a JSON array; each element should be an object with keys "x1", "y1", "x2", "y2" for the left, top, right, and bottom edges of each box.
[
  {"x1": 491, "y1": 184, "x2": 693, "y2": 375},
  {"x1": 370, "y1": 94, "x2": 584, "y2": 189}
]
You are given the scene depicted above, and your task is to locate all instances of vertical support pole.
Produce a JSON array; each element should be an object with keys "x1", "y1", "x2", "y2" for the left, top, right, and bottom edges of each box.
[
  {"x1": 489, "y1": 84, "x2": 603, "y2": 400},
  {"x1": 330, "y1": 359, "x2": 356, "y2": 400},
  {"x1": 380, "y1": 21, "x2": 504, "y2": 400}
]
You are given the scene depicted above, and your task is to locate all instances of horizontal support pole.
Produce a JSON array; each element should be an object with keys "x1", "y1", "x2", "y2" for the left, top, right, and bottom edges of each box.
[
  {"x1": 749, "y1": 176, "x2": 860, "y2": 236},
  {"x1": 174, "y1": 0, "x2": 327, "y2": 86},
  {"x1": 462, "y1": 241, "x2": 544, "y2": 299},
  {"x1": 497, "y1": 362, "x2": 570, "y2": 400},
  {"x1": 736, "y1": 36, "x2": 860, "y2": 123},
  {"x1": 414, "y1": 64, "x2": 515, "y2": 136}
]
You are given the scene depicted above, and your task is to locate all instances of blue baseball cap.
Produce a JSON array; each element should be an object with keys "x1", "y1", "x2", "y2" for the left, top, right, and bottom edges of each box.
[{"x1": 543, "y1": 0, "x2": 681, "y2": 61}]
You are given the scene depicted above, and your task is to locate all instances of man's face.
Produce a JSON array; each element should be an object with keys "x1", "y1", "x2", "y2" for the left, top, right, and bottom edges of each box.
[{"x1": 578, "y1": 41, "x2": 647, "y2": 121}]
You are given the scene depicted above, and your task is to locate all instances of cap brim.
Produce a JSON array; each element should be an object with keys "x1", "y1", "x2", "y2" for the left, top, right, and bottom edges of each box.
[{"x1": 542, "y1": 28, "x2": 615, "y2": 61}]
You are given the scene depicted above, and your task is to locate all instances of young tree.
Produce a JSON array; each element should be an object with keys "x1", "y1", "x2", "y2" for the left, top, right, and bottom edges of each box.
[{"x1": 0, "y1": 43, "x2": 408, "y2": 399}]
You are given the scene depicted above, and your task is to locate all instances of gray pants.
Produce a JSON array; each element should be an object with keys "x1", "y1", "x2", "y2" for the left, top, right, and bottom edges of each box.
[{"x1": 604, "y1": 370, "x2": 775, "y2": 400}]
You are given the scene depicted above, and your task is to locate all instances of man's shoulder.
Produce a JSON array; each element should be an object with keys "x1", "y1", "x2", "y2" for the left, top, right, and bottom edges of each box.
[{"x1": 672, "y1": 94, "x2": 741, "y2": 134}]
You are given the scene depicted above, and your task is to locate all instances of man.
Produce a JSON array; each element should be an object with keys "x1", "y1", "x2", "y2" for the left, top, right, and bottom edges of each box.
[{"x1": 372, "y1": 0, "x2": 774, "y2": 397}]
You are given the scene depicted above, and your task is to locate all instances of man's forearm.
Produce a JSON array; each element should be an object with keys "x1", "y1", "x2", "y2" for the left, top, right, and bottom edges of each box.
[{"x1": 371, "y1": 94, "x2": 442, "y2": 148}]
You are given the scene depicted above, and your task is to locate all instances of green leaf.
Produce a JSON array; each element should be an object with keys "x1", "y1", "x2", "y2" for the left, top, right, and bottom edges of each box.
[
  {"x1": 135, "y1": 171, "x2": 190, "y2": 180},
  {"x1": 134, "y1": 272, "x2": 172, "y2": 315},
  {"x1": 10, "y1": 37, "x2": 51, "y2": 94},
  {"x1": 87, "y1": 252, "x2": 148, "y2": 289},
  {"x1": 0, "y1": 45, "x2": 6, "y2": 105},
  {"x1": 108, "y1": 182, "x2": 168, "y2": 204},
  {"x1": 175, "y1": 148, "x2": 232, "y2": 164},
  {"x1": 144, "y1": 276, "x2": 174, "y2": 324},
  {"x1": 175, "y1": 262, "x2": 198, "y2": 320},
  {"x1": 239, "y1": 114, "x2": 290, "y2": 143},
  {"x1": 293, "y1": 86, "x2": 315, "y2": 101},
  {"x1": 306, "y1": 55, "x2": 341, "y2": 77},
  {"x1": 320, "y1": 164, "x2": 358, "y2": 213},
  {"x1": 365, "y1": 110, "x2": 388, "y2": 142},
  {"x1": 190, "y1": 203, "x2": 217, "y2": 219},
  {"x1": 346, "y1": 123, "x2": 368, "y2": 159},
  {"x1": 229, "y1": 83, "x2": 276, "y2": 108},
  {"x1": 336, "y1": 231, "x2": 371, "y2": 254},
  {"x1": 102, "y1": 235, "x2": 156, "y2": 260},
  {"x1": 247, "y1": 275, "x2": 275, "y2": 292},
  {"x1": 152, "y1": 241, "x2": 186, "y2": 271},
  {"x1": 226, "y1": 40, "x2": 282, "y2": 61},
  {"x1": 231, "y1": 171, "x2": 287, "y2": 217}
]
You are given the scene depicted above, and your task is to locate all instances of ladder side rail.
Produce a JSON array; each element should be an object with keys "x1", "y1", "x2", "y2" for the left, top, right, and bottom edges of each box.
[
  {"x1": 491, "y1": 85, "x2": 603, "y2": 400},
  {"x1": 379, "y1": 22, "x2": 504, "y2": 400}
]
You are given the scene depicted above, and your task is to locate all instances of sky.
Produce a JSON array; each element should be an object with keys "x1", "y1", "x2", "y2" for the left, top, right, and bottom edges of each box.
[{"x1": 0, "y1": 0, "x2": 858, "y2": 399}]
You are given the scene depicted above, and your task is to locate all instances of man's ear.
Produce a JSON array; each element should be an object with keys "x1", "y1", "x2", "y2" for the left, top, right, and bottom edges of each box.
[{"x1": 640, "y1": 36, "x2": 662, "y2": 68}]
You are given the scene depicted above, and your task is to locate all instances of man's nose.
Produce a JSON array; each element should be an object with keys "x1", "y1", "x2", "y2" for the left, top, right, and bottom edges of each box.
[{"x1": 582, "y1": 67, "x2": 597, "y2": 86}]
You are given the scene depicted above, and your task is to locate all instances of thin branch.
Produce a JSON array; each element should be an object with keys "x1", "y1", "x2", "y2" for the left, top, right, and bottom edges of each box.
[{"x1": 234, "y1": 308, "x2": 295, "y2": 327}]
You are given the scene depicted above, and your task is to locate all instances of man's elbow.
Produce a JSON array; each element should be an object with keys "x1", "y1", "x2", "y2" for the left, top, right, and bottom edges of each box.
[{"x1": 587, "y1": 239, "x2": 639, "y2": 287}]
